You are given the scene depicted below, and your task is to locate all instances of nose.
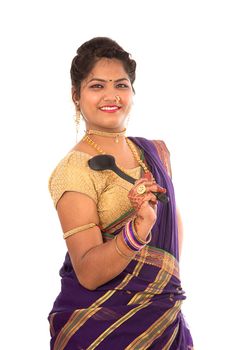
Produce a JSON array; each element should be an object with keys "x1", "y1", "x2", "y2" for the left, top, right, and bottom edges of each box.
[
  {"x1": 103, "y1": 93, "x2": 121, "y2": 104},
  {"x1": 102, "y1": 86, "x2": 119, "y2": 102},
  {"x1": 103, "y1": 94, "x2": 116, "y2": 102}
]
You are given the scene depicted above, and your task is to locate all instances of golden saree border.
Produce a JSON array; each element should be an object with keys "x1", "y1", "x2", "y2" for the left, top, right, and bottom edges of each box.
[
  {"x1": 87, "y1": 302, "x2": 152, "y2": 350},
  {"x1": 161, "y1": 323, "x2": 179, "y2": 350},
  {"x1": 52, "y1": 256, "x2": 146, "y2": 350},
  {"x1": 127, "y1": 253, "x2": 175, "y2": 305},
  {"x1": 49, "y1": 312, "x2": 56, "y2": 337},
  {"x1": 103, "y1": 232, "x2": 180, "y2": 280},
  {"x1": 125, "y1": 300, "x2": 182, "y2": 350}
]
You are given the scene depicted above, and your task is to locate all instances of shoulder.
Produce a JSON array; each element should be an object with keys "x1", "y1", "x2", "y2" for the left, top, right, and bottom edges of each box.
[
  {"x1": 48, "y1": 151, "x2": 101, "y2": 207},
  {"x1": 49, "y1": 151, "x2": 90, "y2": 185}
]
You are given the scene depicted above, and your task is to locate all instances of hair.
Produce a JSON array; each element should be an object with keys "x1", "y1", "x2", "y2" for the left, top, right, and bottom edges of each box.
[{"x1": 70, "y1": 37, "x2": 136, "y2": 98}]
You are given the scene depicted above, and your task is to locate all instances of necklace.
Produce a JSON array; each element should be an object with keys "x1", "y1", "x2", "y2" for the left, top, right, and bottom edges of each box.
[
  {"x1": 82, "y1": 134, "x2": 149, "y2": 174},
  {"x1": 86, "y1": 128, "x2": 126, "y2": 143}
]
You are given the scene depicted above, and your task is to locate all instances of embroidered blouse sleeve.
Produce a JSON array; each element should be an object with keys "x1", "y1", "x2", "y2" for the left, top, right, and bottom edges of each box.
[
  {"x1": 48, "y1": 154, "x2": 98, "y2": 208},
  {"x1": 152, "y1": 140, "x2": 172, "y2": 178}
]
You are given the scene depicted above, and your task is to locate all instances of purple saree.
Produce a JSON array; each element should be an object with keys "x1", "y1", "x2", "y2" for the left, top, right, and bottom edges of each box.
[{"x1": 48, "y1": 137, "x2": 194, "y2": 350}]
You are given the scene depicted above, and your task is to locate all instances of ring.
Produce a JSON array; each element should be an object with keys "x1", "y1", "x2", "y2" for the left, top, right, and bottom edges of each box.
[{"x1": 136, "y1": 184, "x2": 146, "y2": 195}]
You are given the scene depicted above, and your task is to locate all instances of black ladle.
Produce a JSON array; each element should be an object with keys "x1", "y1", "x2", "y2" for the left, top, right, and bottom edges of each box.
[{"x1": 88, "y1": 154, "x2": 169, "y2": 204}]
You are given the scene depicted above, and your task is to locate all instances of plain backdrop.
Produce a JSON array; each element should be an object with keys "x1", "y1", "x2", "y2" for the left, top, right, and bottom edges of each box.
[{"x1": 0, "y1": 1, "x2": 233, "y2": 349}]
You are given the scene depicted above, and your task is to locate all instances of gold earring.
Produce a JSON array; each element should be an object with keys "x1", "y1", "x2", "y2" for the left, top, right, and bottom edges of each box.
[
  {"x1": 74, "y1": 101, "x2": 80, "y2": 143},
  {"x1": 125, "y1": 114, "x2": 131, "y2": 129}
]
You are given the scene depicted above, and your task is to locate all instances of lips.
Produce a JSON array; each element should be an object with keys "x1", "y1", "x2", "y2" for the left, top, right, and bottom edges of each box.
[{"x1": 99, "y1": 105, "x2": 121, "y2": 112}]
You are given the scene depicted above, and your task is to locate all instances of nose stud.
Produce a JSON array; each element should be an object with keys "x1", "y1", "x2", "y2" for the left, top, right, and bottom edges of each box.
[{"x1": 115, "y1": 95, "x2": 121, "y2": 103}]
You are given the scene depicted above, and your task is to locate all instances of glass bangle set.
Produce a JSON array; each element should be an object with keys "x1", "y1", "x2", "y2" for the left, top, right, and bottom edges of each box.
[
  {"x1": 123, "y1": 220, "x2": 151, "y2": 251},
  {"x1": 115, "y1": 219, "x2": 152, "y2": 260}
]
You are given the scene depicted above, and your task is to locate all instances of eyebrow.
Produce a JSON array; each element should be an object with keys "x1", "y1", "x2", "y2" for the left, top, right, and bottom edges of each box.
[{"x1": 87, "y1": 78, "x2": 130, "y2": 83}]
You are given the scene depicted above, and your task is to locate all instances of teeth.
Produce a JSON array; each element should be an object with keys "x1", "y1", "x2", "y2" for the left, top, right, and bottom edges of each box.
[{"x1": 100, "y1": 106, "x2": 118, "y2": 111}]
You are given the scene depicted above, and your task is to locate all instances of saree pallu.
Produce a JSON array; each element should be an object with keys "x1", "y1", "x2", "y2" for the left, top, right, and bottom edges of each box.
[{"x1": 49, "y1": 137, "x2": 194, "y2": 349}]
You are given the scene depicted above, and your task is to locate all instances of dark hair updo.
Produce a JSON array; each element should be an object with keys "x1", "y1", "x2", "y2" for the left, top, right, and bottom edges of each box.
[{"x1": 70, "y1": 37, "x2": 136, "y2": 98}]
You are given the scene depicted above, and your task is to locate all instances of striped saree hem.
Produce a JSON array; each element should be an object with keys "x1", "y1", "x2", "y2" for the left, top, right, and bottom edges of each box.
[{"x1": 103, "y1": 232, "x2": 180, "y2": 280}]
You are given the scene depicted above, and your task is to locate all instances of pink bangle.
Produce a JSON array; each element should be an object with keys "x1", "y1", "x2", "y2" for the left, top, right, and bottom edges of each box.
[{"x1": 131, "y1": 219, "x2": 152, "y2": 245}]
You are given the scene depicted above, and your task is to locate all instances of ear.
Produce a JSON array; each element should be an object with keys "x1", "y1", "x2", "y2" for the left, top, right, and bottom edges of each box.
[{"x1": 71, "y1": 86, "x2": 79, "y2": 105}]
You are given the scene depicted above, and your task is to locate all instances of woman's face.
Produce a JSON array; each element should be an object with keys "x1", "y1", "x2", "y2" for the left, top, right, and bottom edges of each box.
[{"x1": 77, "y1": 58, "x2": 134, "y2": 132}]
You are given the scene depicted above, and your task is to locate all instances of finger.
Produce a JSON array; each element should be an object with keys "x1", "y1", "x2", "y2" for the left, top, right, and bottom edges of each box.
[
  {"x1": 137, "y1": 193, "x2": 157, "y2": 211},
  {"x1": 156, "y1": 185, "x2": 167, "y2": 193},
  {"x1": 146, "y1": 184, "x2": 167, "y2": 193},
  {"x1": 141, "y1": 193, "x2": 158, "y2": 205}
]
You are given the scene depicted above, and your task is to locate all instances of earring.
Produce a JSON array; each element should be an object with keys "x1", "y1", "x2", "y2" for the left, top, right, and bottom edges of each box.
[
  {"x1": 74, "y1": 101, "x2": 80, "y2": 143},
  {"x1": 125, "y1": 114, "x2": 131, "y2": 129}
]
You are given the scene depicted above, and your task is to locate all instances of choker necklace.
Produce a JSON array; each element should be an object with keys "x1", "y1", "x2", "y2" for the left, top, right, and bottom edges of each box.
[{"x1": 86, "y1": 128, "x2": 126, "y2": 143}]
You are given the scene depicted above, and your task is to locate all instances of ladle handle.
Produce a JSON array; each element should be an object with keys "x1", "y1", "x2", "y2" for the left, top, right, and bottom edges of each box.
[
  {"x1": 112, "y1": 164, "x2": 136, "y2": 184},
  {"x1": 112, "y1": 165, "x2": 169, "y2": 203}
]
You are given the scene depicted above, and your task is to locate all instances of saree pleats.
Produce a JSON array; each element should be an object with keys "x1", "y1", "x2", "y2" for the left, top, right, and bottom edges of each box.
[{"x1": 49, "y1": 137, "x2": 193, "y2": 349}]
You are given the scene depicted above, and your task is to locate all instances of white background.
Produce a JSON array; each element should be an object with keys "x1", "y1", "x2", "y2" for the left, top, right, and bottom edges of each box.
[{"x1": 1, "y1": 1, "x2": 233, "y2": 349}]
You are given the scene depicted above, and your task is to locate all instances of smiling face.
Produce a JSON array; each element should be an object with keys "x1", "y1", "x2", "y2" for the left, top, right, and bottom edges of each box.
[{"x1": 76, "y1": 58, "x2": 134, "y2": 132}]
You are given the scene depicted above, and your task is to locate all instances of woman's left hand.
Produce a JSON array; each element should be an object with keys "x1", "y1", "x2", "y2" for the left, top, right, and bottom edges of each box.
[{"x1": 128, "y1": 172, "x2": 166, "y2": 225}]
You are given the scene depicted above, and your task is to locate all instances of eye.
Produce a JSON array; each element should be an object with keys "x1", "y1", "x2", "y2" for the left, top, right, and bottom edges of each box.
[
  {"x1": 89, "y1": 84, "x2": 104, "y2": 89},
  {"x1": 116, "y1": 83, "x2": 130, "y2": 89}
]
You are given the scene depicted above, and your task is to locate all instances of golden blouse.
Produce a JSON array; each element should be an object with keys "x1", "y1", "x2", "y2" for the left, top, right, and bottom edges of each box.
[{"x1": 48, "y1": 150, "x2": 142, "y2": 229}]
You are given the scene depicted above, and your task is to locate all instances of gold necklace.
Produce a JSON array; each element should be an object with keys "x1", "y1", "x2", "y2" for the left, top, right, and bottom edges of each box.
[
  {"x1": 126, "y1": 138, "x2": 149, "y2": 173},
  {"x1": 82, "y1": 135, "x2": 149, "y2": 174},
  {"x1": 86, "y1": 128, "x2": 126, "y2": 143}
]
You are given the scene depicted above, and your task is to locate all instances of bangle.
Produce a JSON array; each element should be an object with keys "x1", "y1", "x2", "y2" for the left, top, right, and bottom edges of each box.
[
  {"x1": 122, "y1": 221, "x2": 146, "y2": 252},
  {"x1": 63, "y1": 223, "x2": 96, "y2": 239},
  {"x1": 131, "y1": 219, "x2": 152, "y2": 245},
  {"x1": 123, "y1": 222, "x2": 145, "y2": 251},
  {"x1": 114, "y1": 235, "x2": 135, "y2": 260}
]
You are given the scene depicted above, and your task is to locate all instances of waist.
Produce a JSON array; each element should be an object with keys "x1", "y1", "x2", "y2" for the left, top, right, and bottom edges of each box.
[{"x1": 53, "y1": 247, "x2": 183, "y2": 314}]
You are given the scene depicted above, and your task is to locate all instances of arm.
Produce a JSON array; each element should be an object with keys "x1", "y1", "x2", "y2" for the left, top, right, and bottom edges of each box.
[{"x1": 57, "y1": 190, "x2": 156, "y2": 291}]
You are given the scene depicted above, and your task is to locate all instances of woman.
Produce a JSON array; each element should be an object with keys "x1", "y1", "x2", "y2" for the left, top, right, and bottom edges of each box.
[{"x1": 48, "y1": 37, "x2": 194, "y2": 349}]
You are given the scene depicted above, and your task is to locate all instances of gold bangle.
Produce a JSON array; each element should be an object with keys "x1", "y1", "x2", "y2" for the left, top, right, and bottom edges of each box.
[
  {"x1": 132, "y1": 219, "x2": 152, "y2": 245},
  {"x1": 63, "y1": 223, "x2": 96, "y2": 239},
  {"x1": 114, "y1": 235, "x2": 135, "y2": 260}
]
